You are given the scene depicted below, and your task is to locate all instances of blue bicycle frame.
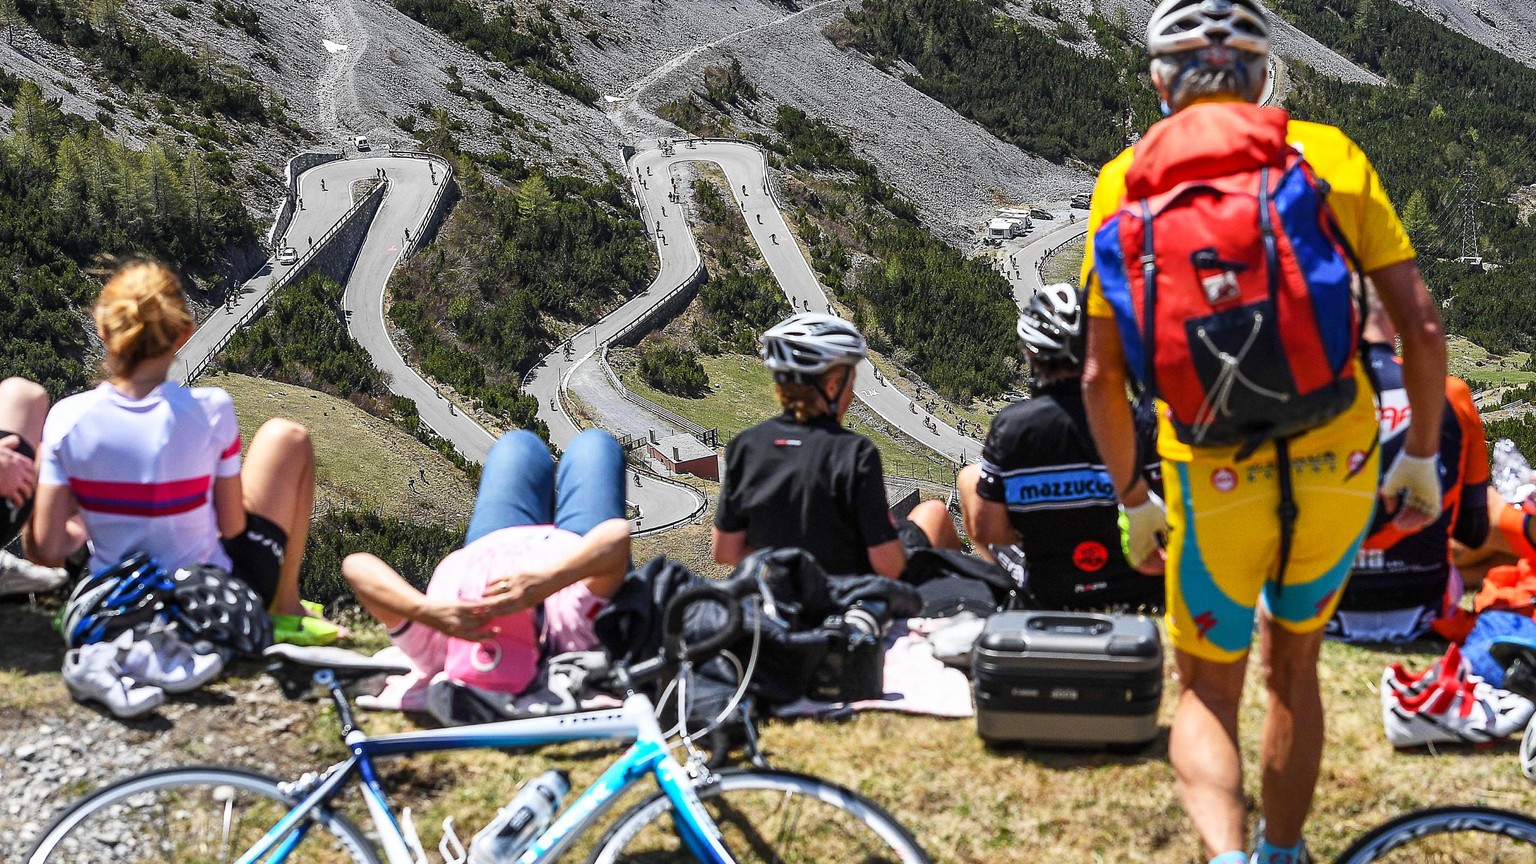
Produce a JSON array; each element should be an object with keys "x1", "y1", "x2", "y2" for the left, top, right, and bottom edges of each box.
[{"x1": 234, "y1": 694, "x2": 735, "y2": 864}]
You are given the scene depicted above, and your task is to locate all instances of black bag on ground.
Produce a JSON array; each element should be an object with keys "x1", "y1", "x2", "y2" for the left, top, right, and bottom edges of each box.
[
  {"x1": 972, "y1": 610, "x2": 1162, "y2": 748},
  {"x1": 901, "y1": 548, "x2": 1020, "y2": 618},
  {"x1": 593, "y1": 550, "x2": 922, "y2": 717}
]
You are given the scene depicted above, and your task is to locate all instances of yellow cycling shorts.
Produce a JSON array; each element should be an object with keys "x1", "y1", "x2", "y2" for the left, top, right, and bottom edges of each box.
[{"x1": 1164, "y1": 374, "x2": 1381, "y2": 663}]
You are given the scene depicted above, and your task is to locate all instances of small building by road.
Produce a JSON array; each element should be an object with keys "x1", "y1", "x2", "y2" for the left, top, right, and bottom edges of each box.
[
  {"x1": 987, "y1": 216, "x2": 1028, "y2": 243},
  {"x1": 646, "y1": 433, "x2": 719, "y2": 481}
]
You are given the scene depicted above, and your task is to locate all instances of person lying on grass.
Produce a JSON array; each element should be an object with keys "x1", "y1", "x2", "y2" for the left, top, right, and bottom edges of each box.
[{"x1": 343, "y1": 429, "x2": 629, "y2": 707}]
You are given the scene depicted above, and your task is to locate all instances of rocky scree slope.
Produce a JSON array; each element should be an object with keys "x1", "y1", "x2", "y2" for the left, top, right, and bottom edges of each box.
[{"x1": 1392, "y1": 0, "x2": 1536, "y2": 68}]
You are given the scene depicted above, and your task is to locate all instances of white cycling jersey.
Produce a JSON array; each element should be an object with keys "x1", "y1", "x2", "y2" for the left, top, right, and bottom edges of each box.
[{"x1": 39, "y1": 381, "x2": 242, "y2": 574}]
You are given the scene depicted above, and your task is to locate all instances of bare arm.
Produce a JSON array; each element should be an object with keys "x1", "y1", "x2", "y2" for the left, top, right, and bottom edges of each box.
[
  {"x1": 712, "y1": 526, "x2": 752, "y2": 566},
  {"x1": 1371, "y1": 261, "x2": 1448, "y2": 532},
  {"x1": 482, "y1": 517, "x2": 632, "y2": 615},
  {"x1": 1081, "y1": 317, "x2": 1148, "y2": 506},
  {"x1": 867, "y1": 538, "x2": 908, "y2": 580},
  {"x1": 213, "y1": 474, "x2": 246, "y2": 538},
  {"x1": 1371, "y1": 261, "x2": 1447, "y2": 460},
  {"x1": 342, "y1": 551, "x2": 492, "y2": 639},
  {"x1": 25, "y1": 484, "x2": 87, "y2": 567},
  {"x1": 966, "y1": 498, "x2": 1018, "y2": 563}
]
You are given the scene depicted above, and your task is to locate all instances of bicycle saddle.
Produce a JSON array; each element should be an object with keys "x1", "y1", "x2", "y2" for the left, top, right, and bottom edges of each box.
[
  {"x1": 264, "y1": 644, "x2": 414, "y2": 698},
  {"x1": 1490, "y1": 637, "x2": 1536, "y2": 702}
]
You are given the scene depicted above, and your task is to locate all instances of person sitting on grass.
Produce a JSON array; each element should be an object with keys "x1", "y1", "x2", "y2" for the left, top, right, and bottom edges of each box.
[
  {"x1": 0, "y1": 375, "x2": 69, "y2": 596},
  {"x1": 342, "y1": 429, "x2": 630, "y2": 710},
  {"x1": 712, "y1": 313, "x2": 961, "y2": 579},
  {"x1": 26, "y1": 260, "x2": 338, "y2": 642},
  {"x1": 957, "y1": 285, "x2": 1163, "y2": 612}
]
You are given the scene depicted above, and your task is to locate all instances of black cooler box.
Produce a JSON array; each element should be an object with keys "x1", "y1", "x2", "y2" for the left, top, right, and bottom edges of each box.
[{"x1": 973, "y1": 611, "x2": 1163, "y2": 746}]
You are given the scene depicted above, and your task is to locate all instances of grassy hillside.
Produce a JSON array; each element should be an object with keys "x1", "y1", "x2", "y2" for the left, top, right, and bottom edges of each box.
[
  {"x1": 211, "y1": 372, "x2": 475, "y2": 524},
  {"x1": 210, "y1": 373, "x2": 471, "y2": 605},
  {"x1": 613, "y1": 347, "x2": 958, "y2": 478}
]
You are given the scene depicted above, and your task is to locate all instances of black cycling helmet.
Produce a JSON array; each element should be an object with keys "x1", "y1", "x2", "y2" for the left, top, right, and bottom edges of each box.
[
  {"x1": 63, "y1": 551, "x2": 172, "y2": 648},
  {"x1": 1017, "y1": 283, "x2": 1085, "y2": 366},
  {"x1": 168, "y1": 564, "x2": 273, "y2": 657}
]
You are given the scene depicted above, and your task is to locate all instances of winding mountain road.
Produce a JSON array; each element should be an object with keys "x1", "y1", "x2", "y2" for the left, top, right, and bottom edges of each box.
[
  {"x1": 176, "y1": 154, "x2": 705, "y2": 534},
  {"x1": 533, "y1": 140, "x2": 982, "y2": 466}
]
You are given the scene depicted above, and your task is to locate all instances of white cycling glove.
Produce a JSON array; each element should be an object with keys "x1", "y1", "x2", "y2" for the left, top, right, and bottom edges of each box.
[
  {"x1": 1119, "y1": 492, "x2": 1167, "y2": 567},
  {"x1": 1380, "y1": 451, "x2": 1442, "y2": 523}
]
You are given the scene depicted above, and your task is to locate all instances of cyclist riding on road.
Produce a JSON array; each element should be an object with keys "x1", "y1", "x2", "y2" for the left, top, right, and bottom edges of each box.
[
  {"x1": 1078, "y1": 1, "x2": 1448, "y2": 862},
  {"x1": 712, "y1": 313, "x2": 957, "y2": 579}
]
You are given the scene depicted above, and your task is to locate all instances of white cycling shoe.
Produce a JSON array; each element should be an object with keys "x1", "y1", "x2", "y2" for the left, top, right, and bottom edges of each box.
[
  {"x1": 63, "y1": 642, "x2": 164, "y2": 719},
  {"x1": 114, "y1": 625, "x2": 225, "y2": 694},
  {"x1": 0, "y1": 549, "x2": 68, "y2": 596}
]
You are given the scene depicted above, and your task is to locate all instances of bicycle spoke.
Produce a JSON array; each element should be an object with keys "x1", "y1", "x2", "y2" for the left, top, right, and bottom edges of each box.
[{"x1": 26, "y1": 769, "x2": 376, "y2": 864}]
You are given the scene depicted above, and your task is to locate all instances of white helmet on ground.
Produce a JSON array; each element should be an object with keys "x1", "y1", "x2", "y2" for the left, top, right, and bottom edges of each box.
[
  {"x1": 1146, "y1": 0, "x2": 1270, "y2": 58},
  {"x1": 1017, "y1": 283, "x2": 1084, "y2": 365},
  {"x1": 759, "y1": 313, "x2": 867, "y2": 378}
]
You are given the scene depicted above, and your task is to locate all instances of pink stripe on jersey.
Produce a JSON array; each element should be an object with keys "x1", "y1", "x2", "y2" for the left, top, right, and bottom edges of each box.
[
  {"x1": 220, "y1": 436, "x2": 242, "y2": 459},
  {"x1": 70, "y1": 475, "x2": 213, "y2": 517}
]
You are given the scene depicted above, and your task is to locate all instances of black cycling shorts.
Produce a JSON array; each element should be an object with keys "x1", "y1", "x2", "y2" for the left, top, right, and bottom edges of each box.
[
  {"x1": 895, "y1": 517, "x2": 931, "y2": 554},
  {"x1": 223, "y1": 512, "x2": 287, "y2": 606},
  {"x1": 1, "y1": 430, "x2": 34, "y2": 547}
]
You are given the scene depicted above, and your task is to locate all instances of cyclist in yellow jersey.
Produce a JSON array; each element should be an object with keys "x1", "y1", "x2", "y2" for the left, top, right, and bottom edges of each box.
[{"x1": 1079, "y1": 2, "x2": 1447, "y2": 863}]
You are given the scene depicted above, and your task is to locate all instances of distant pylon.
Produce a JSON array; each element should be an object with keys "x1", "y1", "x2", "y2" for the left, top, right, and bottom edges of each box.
[{"x1": 1458, "y1": 168, "x2": 1480, "y2": 263}]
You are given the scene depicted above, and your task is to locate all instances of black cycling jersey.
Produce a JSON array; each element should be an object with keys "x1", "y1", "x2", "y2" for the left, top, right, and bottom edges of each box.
[
  {"x1": 715, "y1": 413, "x2": 898, "y2": 577},
  {"x1": 1339, "y1": 343, "x2": 1489, "y2": 613},
  {"x1": 976, "y1": 379, "x2": 1163, "y2": 611}
]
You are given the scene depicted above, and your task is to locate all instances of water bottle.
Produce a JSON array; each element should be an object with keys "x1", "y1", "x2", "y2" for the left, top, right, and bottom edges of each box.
[{"x1": 466, "y1": 770, "x2": 570, "y2": 864}]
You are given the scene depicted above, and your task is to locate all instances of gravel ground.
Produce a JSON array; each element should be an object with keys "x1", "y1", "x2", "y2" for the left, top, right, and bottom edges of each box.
[{"x1": 0, "y1": 603, "x2": 315, "y2": 862}]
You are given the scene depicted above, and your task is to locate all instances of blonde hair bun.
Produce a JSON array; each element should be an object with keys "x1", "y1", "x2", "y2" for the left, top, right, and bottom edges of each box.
[{"x1": 94, "y1": 261, "x2": 194, "y2": 377}]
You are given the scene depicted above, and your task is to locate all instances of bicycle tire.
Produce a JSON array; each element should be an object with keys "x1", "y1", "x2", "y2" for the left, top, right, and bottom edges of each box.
[
  {"x1": 587, "y1": 768, "x2": 931, "y2": 864},
  {"x1": 25, "y1": 765, "x2": 380, "y2": 864},
  {"x1": 1333, "y1": 804, "x2": 1536, "y2": 863}
]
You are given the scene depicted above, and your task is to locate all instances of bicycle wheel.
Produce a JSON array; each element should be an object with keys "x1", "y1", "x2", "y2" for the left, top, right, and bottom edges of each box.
[
  {"x1": 588, "y1": 768, "x2": 931, "y2": 864},
  {"x1": 1334, "y1": 805, "x2": 1536, "y2": 863},
  {"x1": 26, "y1": 765, "x2": 379, "y2": 864}
]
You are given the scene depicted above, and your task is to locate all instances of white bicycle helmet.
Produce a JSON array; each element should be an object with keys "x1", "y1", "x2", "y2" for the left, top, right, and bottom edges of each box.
[
  {"x1": 1146, "y1": 0, "x2": 1270, "y2": 57},
  {"x1": 1017, "y1": 283, "x2": 1084, "y2": 365},
  {"x1": 759, "y1": 313, "x2": 867, "y2": 379}
]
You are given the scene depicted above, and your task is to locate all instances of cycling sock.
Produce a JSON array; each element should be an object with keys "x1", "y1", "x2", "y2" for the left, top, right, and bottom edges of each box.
[
  {"x1": 1254, "y1": 837, "x2": 1305, "y2": 863},
  {"x1": 1208, "y1": 852, "x2": 1246, "y2": 864}
]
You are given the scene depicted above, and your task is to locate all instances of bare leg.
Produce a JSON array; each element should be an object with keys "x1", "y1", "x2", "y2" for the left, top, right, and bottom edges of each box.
[
  {"x1": 1258, "y1": 614, "x2": 1327, "y2": 848},
  {"x1": 0, "y1": 377, "x2": 48, "y2": 447},
  {"x1": 0, "y1": 378, "x2": 51, "y2": 559},
  {"x1": 1170, "y1": 647, "x2": 1249, "y2": 858},
  {"x1": 908, "y1": 499, "x2": 963, "y2": 550},
  {"x1": 241, "y1": 418, "x2": 316, "y2": 616}
]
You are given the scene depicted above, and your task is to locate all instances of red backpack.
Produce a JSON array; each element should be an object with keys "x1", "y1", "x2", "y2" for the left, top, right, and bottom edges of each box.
[{"x1": 1092, "y1": 103, "x2": 1364, "y2": 459}]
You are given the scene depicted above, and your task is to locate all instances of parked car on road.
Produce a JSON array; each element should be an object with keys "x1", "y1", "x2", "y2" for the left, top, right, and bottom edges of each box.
[
  {"x1": 276, "y1": 246, "x2": 299, "y2": 265},
  {"x1": 353, "y1": 136, "x2": 370, "y2": 151}
]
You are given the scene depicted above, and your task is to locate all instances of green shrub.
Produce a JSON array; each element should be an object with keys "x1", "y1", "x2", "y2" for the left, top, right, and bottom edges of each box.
[
  {"x1": 300, "y1": 510, "x2": 463, "y2": 608},
  {"x1": 639, "y1": 341, "x2": 710, "y2": 396}
]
